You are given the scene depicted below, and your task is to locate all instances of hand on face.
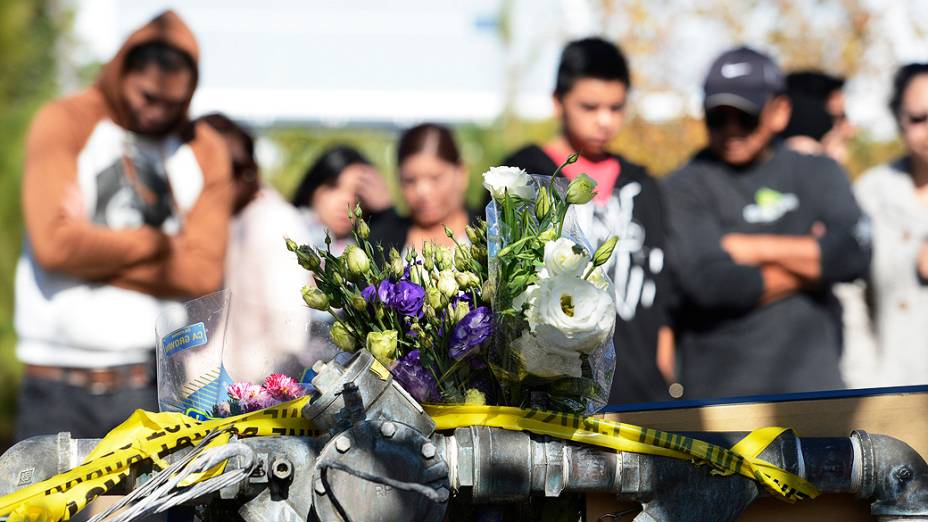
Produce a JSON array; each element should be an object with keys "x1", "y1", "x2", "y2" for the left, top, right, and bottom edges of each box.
[{"x1": 352, "y1": 164, "x2": 393, "y2": 213}]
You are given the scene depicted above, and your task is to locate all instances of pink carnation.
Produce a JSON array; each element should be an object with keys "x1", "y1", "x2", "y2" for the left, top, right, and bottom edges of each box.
[
  {"x1": 263, "y1": 373, "x2": 306, "y2": 400},
  {"x1": 227, "y1": 381, "x2": 278, "y2": 412},
  {"x1": 227, "y1": 382, "x2": 263, "y2": 401}
]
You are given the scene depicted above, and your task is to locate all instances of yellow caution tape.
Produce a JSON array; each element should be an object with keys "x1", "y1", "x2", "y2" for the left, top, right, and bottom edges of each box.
[
  {"x1": 424, "y1": 405, "x2": 820, "y2": 503},
  {"x1": 0, "y1": 397, "x2": 315, "y2": 521},
  {"x1": 0, "y1": 401, "x2": 819, "y2": 521}
]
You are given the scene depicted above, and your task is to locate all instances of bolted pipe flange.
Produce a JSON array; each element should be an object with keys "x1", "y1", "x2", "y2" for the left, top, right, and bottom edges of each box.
[{"x1": 312, "y1": 420, "x2": 449, "y2": 522}]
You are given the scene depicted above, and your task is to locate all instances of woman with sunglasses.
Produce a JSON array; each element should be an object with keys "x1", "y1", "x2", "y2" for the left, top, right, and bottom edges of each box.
[{"x1": 852, "y1": 63, "x2": 928, "y2": 386}]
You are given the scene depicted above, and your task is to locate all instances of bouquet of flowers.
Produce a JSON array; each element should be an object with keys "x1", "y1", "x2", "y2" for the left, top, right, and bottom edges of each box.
[
  {"x1": 483, "y1": 155, "x2": 618, "y2": 412},
  {"x1": 286, "y1": 212, "x2": 495, "y2": 405},
  {"x1": 286, "y1": 154, "x2": 618, "y2": 413}
]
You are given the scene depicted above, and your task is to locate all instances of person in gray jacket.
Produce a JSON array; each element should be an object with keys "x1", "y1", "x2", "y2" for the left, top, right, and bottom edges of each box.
[{"x1": 663, "y1": 47, "x2": 871, "y2": 399}]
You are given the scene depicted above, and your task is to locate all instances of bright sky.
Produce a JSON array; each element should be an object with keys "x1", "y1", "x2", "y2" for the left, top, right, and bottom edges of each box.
[{"x1": 71, "y1": 0, "x2": 928, "y2": 138}]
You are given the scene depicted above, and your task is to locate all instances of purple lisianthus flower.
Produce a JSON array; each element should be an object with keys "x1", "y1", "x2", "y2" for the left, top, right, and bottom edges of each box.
[
  {"x1": 449, "y1": 306, "x2": 493, "y2": 360},
  {"x1": 362, "y1": 280, "x2": 396, "y2": 304},
  {"x1": 390, "y1": 281, "x2": 425, "y2": 317},
  {"x1": 391, "y1": 350, "x2": 439, "y2": 403}
]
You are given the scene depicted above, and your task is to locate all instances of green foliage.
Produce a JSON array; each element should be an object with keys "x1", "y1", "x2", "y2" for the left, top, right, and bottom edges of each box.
[{"x1": 0, "y1": 0, "x2": 66, "y2": 446}]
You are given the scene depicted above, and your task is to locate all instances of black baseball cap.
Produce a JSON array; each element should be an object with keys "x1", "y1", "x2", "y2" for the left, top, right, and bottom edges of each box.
[{"x1": 703, "y1": 47, "x2": 785, "y2": 114}]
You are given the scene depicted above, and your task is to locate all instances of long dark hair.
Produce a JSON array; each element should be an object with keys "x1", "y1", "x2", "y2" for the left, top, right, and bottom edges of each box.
[
  {"x1": 291, "y1": 145, "x2": 371, "y2": 208},
  {"x1": 890, "y1": 63, "x2": 928, "y2": 126},
  {"x1": 396, "y1": 123, "x2": 461, "y2": 167}
]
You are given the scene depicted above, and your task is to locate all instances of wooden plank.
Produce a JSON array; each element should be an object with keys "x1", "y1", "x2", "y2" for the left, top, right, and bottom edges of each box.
[{"x1": 586, "y1": 390, "x2": 928, "y2": 521}]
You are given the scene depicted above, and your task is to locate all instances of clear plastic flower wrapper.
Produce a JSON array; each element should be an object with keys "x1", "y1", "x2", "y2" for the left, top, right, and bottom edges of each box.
[
  {"x1": 485, "y1": 166, "x2": 617, "y2": 414},
  {"x1": 155, "y1": 289, "x2": 338, "y2": 419}
]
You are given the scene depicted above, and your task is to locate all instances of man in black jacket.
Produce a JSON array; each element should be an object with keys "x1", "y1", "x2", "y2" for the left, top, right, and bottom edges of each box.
[
  {"x1": 663, "y1": 47, "x2": 871, "y2": 399},
  {"x1": 502, "y1": 37, "x2": 673, "y2": 405}
]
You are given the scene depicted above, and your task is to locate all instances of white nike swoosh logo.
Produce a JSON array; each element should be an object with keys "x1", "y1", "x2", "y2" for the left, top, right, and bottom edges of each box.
[{"x1": 721, "y1": 62, "x2": 751, "y2": 78}]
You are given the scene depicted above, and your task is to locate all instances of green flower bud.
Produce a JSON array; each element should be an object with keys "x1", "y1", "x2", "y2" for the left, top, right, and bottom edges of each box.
[
  {"x1": 566, "y1": 173, "x2": 597, "y2": 205},
  {"x1": 443, "y1": 225, "x2": 455, "y2": 239},
  {"x1": 375, "y1": 304, "x2": 385, "y2": 322},
  {"x1": 388, "y1": 248, "x2": 404, "y2": 279},
  {"x1": 409, "y1": 265, "x2": 424, "y2": 286},
  {"x1": 451, "y1": 301, "x2": 471, "y2": 323},
  {"x1": 535, "y1": 186, "x2": 551, "y2": 220},
  {"x1": 331, "y1": 321, "x2": 356, "y2": 352},
  {"x1": 436, "y1": 248, "x2": 453, "y2": 271},
  {"x1": 470, "y1": 244, "x2": 487, "y2": 262},
  {"x1": 301, "y1": 285, "x2": 330, "y2": 310},
  {"x1": 437, "y1": 270, "x2": 458, "y2": 298},
  {"x1": 465, "y1": 226, "x2": 479, "y2": 244},
  {"x1": 592, "y1": 235, "x2": 619, "y2": 267},
  {"x1": 351, "y1": 294, "x2": 368, "y2": 311},
  {"x1": 480, "y1": 279, "x2": 495, "y2": 304},
  {"x1": 332, "y1": 271, "x2": 344, "y2": 286},
  {"x1": 422, "y1": 241, "x2": 433, "y2": 259},
  {"x1": 295, "y1": 245, "x2": 321, "y2": 271},
  {"x1": 464, "y1": 388, "x2": 486, "y2": 405},
  {"x1": 538, "y1": 227, "x2": 558, "y2": 242},
  {"x1": 455, "y1": 271, "x2": 479, "y2": 289},
  {"x1": 356, "y1": 219, "x2": 370, "y2": 240},
  {"x1": 426, "y1": 287, "x2": 443, "y2": 309},
  {"x1": 455, "y1": 245, "x2": 470, "y2": 269},
  {"x1": 354, "y1": 203, "x2": 364, "y2": 218},
  {"x1": 344, "y1": 245, "x2": 371, "y2": 276},
  {"x1": 285, "y1": 237, "x2": 299, "y2": 252},
  {"x1": 366, "y1": 330, "x2": 398, "y2": 366},
  {"x1": 423, "y1": 304, "x2": 437, "y2": 322}
]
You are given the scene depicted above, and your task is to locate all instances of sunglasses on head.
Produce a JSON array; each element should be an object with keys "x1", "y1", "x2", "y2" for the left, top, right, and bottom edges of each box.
[
  {"x1": 902, "y1": 111, "x2": 928, "y2": 126},
  {"x1": 705, "y1": 108, "x2": 760, "y2": 131}
]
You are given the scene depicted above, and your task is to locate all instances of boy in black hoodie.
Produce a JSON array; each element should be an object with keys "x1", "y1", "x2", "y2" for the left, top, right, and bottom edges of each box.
[{"x1": 503, "y1": 37, "x2": 673, "y2": 405}]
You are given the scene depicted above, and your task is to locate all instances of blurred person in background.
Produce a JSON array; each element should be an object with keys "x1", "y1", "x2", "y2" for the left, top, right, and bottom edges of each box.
[
  {"x1": 502, "y1": 37, "x2": 673, "y2": 405},
  {"x1": 851, "y1": 63, "x2": 928, "y2": 386},
  {"x1": 14, "y1": 11, "x2": 231, "y2": 440},
  {"x1": 779, "y1": 72, "x2": 877, "y2": 388},
  {"x1": 782, "y1": 71, "x2": 855, "y2": 164},
  {"x1": 370, "y1": 123, "x2": 475, "y2": 252},
  {"x1": 198, "y1": 113, "x2": 323, "y2": 381},
  {"x1": 663, "y1": 47, "x2": 870, "y2": 399},
  {"x1": 291, "y1": 145, "x2": 392, "y2": 254}
]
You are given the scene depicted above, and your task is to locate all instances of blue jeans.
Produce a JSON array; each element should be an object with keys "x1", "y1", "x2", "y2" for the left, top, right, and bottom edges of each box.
[{"x1": 15, "y1": 375, "x2": 158, "y2": 441}]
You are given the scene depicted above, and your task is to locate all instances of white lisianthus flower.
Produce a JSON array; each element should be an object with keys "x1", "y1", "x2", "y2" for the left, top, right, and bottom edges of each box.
[
  {"x1": 513, "y1": 332, "x2": 582, "y2": 378},
  {"x1": 516, "y1": 274, "x2": 616, "y2": 354},
  {"x1": 543, "y1": 238, "x2": 589, "y2": 278},
  {"x1": 482, "y1": 166, "x2": 536, "y2": 201}
]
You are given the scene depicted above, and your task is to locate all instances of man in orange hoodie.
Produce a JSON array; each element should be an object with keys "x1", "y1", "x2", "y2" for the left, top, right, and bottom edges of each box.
[{"x1": 14, "y1": 11, "x2": 232, "y2": 440}]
